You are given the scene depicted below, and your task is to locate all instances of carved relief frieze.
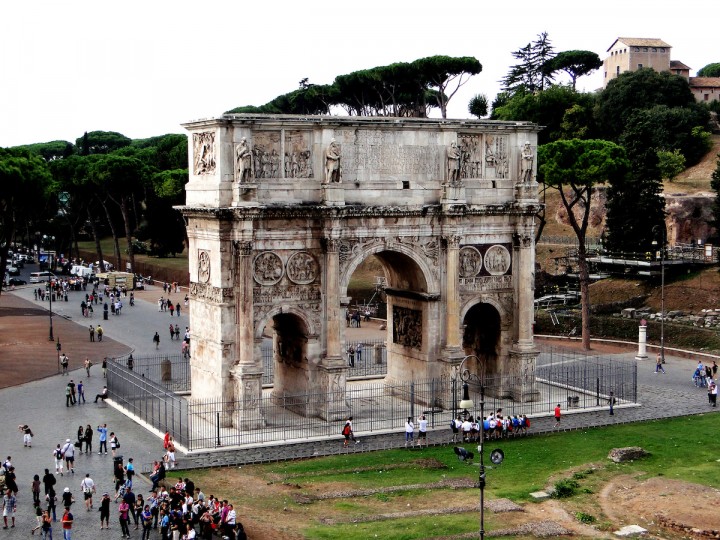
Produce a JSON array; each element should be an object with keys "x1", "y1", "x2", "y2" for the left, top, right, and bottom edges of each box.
[
  {"x1": 198, "y1": 250, "x2": 211, "y2": 283},
  {"x1": 286, "y1": 252, "x2": 318, "y2": 285},
  {"x1": 484, "y1": 245, "x2": 512, "y2": 275},
  {"x1": 459, "y1": 135, "x2": 483, "y2": 179},
  {"x1": 251, "y1": 132, "x2": 281, "y2": 179},
  {"x1": 459, "y1": 274, "x2": 513, "y2": 292},
  {"x1": 189, "y1": 282, "x2": 234, "y2": 303},
  {"x1": 284, "y1": 131, "x2": 314, "y2": 179},
  {"x1": 485, "y1": 135, "x2": 508, "y2": 179},
  {"x1": 338, "y1": 238, "x2": 384, "y2": 275},
  {"x1": 253, "y1": 251, "x2": 284, "y2": 285},
  {"x1": 193, "y1": 132, "x2": 216, "y2": 175},
  {"x1": 392, "y1": 305, "x2": 422, "y2": 350},
  {"x1": 459, "y1": 246, "x2": 483, "y2": 278},
  {"x1": 253, "y1": 284, "x2": 322, "y2": 305}
]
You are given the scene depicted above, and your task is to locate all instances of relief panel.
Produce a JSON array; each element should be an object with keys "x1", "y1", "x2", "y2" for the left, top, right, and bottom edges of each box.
[{"x1": 284, "y1": 131, "x2": 314, "y2": 179}]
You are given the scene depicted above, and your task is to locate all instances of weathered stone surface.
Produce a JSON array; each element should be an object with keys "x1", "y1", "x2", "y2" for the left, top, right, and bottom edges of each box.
[
  {"x1": 608, "y1": 446, "x2": 649, "y2": 463},
  {"x1": 614, "y1": 524, "x2": 648, "y2": 537},
  {"x1": 529, "y1": 490, "x2": 551, "y2": 500}
]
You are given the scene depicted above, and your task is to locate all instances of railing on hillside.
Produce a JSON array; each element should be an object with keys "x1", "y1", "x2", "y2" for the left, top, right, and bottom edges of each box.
[
  {"x1": 539, "y1": 235, "x2": 602, "y2": 250},
  {"x1": 106, "y1": 347, "x2": 636, "y2": 451}
]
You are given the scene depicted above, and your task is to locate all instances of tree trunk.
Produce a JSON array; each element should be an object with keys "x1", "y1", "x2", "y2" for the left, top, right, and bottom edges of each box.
[
  {"x1": 576, "y1": 241, "x2": 591, "y2": 350},
  {"x1": 87, "y1": 207, "x2": 105, "y2": 273},
  {"x1": 120, "y1": 196, "x2": 135, "y2": 273},
  {"x1": 98, "y1": 197, "x2": 122, "y2": 271}
]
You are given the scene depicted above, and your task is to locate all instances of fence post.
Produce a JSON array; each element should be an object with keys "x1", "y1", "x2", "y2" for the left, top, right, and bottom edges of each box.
[
  {"x1": 410, "y1": 382, "x2": 415, "y2": 420},
  {"x1": 216, "y1": 411, "x2": 221, "y2": 447}
]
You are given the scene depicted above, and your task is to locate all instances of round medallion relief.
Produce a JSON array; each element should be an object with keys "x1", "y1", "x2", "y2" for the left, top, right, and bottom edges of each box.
[
  {"x1": 484, "y1": 245, "x2": 511, "y2": 276},
  {"x1": 286, "y1": 251, "x2": 318, "y2": 285},
  {"x1": 458, "y1": 246, "x2": 483, "y2": 278},
  {"x1": 253, "y1": 251, "x2": 284, "y2": 285},
  {"x1": 198, "y1": 250, "x2": 211, "y2": 283}
]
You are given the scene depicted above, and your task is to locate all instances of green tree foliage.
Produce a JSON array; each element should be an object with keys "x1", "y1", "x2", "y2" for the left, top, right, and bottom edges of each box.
[
  {"x1": 605, "y1": 173, "x2": 665, "y2": 255},
  {"x1": 75, "y1": 131, "x2": 132, "y2": 155},
  {"x1": 538, "y1": 139, "x2": 630, "y2": 350},
  {"x1": 656, "y1": 149, "x2": 686, "y2": 182},
  {"x1": 595, "y1": 69, "x2": 698, "y2": 140},
  {"x1": 493, "y1": 85, "x2": 596, "y2": 144},
  {"x1": 500, "y1": 32, "x2": 555, "y2": 94},
  {"x1": 131, "y1": 134, "x2": 188, "y2": 170},
  {"x1": 227, "y1": 56, "x2": 481, "y2": 118},
  {"x1": 697, "y1": 63, "x2": 720, "y2": 77},
  {"x1": 0, "y1": 148, "x2": 53, "y2": 289},
  {"x1": 468, "y1": 94, "x2": 488, "y2": 118},
  {"x1": 541, "y1": 50, "x2": 602, "y2": 90},
  {"x1": 619, "y1": 105, "x2": 710, "y2": 179},
  {"x1": 17, "y1": 140, "x2": 74, "y2": 161}
]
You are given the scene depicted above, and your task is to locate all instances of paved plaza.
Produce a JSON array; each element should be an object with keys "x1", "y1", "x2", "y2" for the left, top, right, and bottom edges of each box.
[{"x1": 0, "y1": 280, "x2": 718, "y2": 538}]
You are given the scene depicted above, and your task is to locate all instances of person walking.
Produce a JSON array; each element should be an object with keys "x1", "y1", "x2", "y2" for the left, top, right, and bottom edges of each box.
[
  {"x1": 118, "y1": 498, "x2": 131, "y2": 538},
  {"x1": 76, "y1": 380, "x2": 85, "y2": 404},
  {"x1": 174, "y1": 324, "x2": 180, "y2": 341},
  {"x1": 554, "y1": 404, "x2": 562, "y2": 428},
  {"x1": 96, "y1": 325, "x2": 103, "y2": 342},
  {"x1": 89, "y1": 325, "x2": 95, "y2": 342},
  {"x1": 99, "y1": 492, "x2": 111, "y2": 530},
  {"x1": 153, "y1": 332, "x2": 160, "y2": 350},
  {"x1": 348, "y1": 345, "x2": 355, "y2": 368},
  {"x1": 83, "y1": 425, "x2": 93, "y2": 454},
  {"x1": 60, "y1": 354, "x2": 69, "y2": 375},
  {"x1": 84, "y1": 357, "x2": 92, "y2": 377},
  {"x1": 42, "y1": 468, "x2": 57, "y2": 496},
  {"x1": 168, "y1": 303, "x2": 175, "y2": 316},
  {"x1": 67, "y1": 380, "x2": 76, "y2": 405},
  {"x1": 80, "y1": 473, "x2": 95, "y2": 511},
  {"x1": 404, "y1": 417, "x2": 415, "y2": 447},
  {"x1": 61, "y1": 439, "x2": 75, "y2": 474},
  {"x1": 356, "y1": 343, "x2": 363, "y2": 363},
  {"x1": 32, "y1": 474, "x2": 42, "y2": 506},
  {"x1": 60, "y1": 506, "x2": 73, "y2": 540},
  {"x1": 101, "y1": 357, "x2": 107, "y2": 378},
  {"x1": 46, "y1": 489, "x2": 57, "y2": 523},
  {"x1": 2, "y1": 489, "x2": 16, "y2": 529},
  {"x1": 53, "y1": 445, "x2": 64, "y2": 476},
  {"x1": 175, "y1": 302, "x2": 181, "y2": 317},
  {"x1": 109, "y1": 432, "x2": 120, "y2": 457},
  {"x1": 39, "y1": 510, "x2": 52, "y2": 539},
  {"x1": 608, "y1": 391, "x2": 616, "y2": 416},
  {"x1": 169, "y1": 323, "x2": 175, "y2": 341},
  {"x1": 655, "y1": 352, "x2": 666, "y2": 374},
  {"x1": 61, "y1": 487, "x2": 74, "y2": 510}
]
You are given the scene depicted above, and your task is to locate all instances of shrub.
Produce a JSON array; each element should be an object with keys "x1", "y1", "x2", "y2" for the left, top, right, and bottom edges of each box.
[
  {"x1": 552, "y1": 478, "x2": 580, "y2": 498},
  {"x1": 576, "y1": 512, "x2": 596, "y2": 524}
]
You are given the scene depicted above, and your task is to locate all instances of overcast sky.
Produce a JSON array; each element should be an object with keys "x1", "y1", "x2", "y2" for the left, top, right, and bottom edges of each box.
[{"x1": 1, "y1": 0, "x2": 715, "y2": 148}]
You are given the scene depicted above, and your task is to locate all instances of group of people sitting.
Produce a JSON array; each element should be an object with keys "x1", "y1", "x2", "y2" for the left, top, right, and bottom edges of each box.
[
  {"x1": 143, "y1": 476, "x2": 246, "y2": 539},
  {"x1": 451, "y1": 409, "x2": 530, "y2": 443}
]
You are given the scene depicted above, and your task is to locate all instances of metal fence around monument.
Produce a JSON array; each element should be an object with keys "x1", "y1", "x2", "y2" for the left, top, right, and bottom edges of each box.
[{"x1": 106, "y1": 347, "x2": 636, "y2": 451}]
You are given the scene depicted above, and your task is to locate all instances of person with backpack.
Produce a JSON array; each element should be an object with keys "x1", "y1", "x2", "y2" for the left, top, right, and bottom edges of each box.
[
  {"x1": 53, "y1": 445, "x2": 65, "y2": 476},
  {"x1": 450, "y1": 415, "x2": 461, "y2": 443},
  {"x1": 341, "y1": 417, "x2": 358, "y2": 446}
]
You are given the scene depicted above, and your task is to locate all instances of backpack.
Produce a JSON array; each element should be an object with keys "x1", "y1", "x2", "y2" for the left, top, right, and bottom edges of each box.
[
  {"x1": 342, "y1": 424, "x2": 350, "y2": 436},
  {"x1": 55, "y1": 449, "x2": 63, "y2": 459}
]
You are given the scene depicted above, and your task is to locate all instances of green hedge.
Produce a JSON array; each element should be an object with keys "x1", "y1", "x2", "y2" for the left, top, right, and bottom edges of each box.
[{"x1": 535, "y1": 311, "x2": 720, "y2": 353}]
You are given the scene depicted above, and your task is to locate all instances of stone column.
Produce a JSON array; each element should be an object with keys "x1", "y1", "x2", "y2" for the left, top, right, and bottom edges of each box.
[
  {"x1": 443, "y1": 234, "x2": 463, "y2": 357},
  {"x1": 510, "y1": 232, "x2": 540, "y2": 401},
  {"x1": 320, "y1": 238, "x2": 349, "y2": 420},
  {"x1": 635, "y1": 324, "x2": 648, "y2": 361},
  {"x1": 231, "y1": 240, "x2": 266, "y2": 429}
]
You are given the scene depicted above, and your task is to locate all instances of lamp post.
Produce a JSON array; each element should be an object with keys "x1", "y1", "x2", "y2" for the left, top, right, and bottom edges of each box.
[
  {"x1": 455, "y1": 354, "x2": 486, "y2": 540},
  {"x1": 652, "y1": 226, "x2": 666, "y2": 363},
  {"x1": 48, "y1": 280, "x2": 54, "y2": 341}
]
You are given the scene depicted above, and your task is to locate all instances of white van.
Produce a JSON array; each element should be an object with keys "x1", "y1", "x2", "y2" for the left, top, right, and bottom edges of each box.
[
  {"x1": 70, "y1": 265, "x2": 94, "y2": 279},
  {"x1": 29, "y1": 271, "x2": 56, "y2": 283}
]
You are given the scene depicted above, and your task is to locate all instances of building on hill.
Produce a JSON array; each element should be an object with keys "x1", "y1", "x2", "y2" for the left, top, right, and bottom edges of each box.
[
  {"x1": 689, "y1": 77, "x2": 720, "y2": 103},
  {"x1": 603, "y1": 37, "x2": 672, "y2": 85},
  {"x1": 602, "y1": 37, "x2": 720, "y2": 103}
]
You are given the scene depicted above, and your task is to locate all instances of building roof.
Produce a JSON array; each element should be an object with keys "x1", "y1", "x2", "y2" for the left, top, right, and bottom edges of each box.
[
  {"x1": 670, "y1": 60, "x2": 691, "y2": 70},
  {"x1": 607, "y1": 37, "x2": 672, "y2": 52},
  {"x1": 689, "y1": 77, "x2": 720, "y2": 88}
]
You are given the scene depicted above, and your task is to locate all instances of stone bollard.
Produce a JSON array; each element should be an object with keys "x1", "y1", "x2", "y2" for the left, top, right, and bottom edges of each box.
[
  {"x1": 161, "y1": 358, "x2": 172, "y2": 382},
  {"x1": 374, "y1": 344, "x2": 385, "y2": 365},
  {"x1": 635, "y1": 322, "x2": 648, "y2": 361}
]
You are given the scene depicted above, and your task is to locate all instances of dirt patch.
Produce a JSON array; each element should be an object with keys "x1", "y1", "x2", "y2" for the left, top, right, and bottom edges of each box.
[{"x1": 599, "y1": 476, "x2": 720, "y2": 536}]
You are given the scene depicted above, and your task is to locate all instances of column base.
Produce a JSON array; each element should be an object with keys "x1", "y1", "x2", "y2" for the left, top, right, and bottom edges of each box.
[
  {"x1": 318, "y1": 365, "x2": 349, "y2": 421},
  {"x1": 509, "y1": 348, "x2": 541, "y2": 403},
  {"x1": 232, "y1": 183, "x2": 259, "y2": 206},
  {"x1": 233, "y1": 368, "x2": 266, "y2": 430}
]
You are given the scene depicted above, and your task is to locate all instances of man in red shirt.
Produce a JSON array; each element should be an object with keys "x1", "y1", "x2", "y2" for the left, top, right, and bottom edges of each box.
[
  {"x1": 61, "y1": 507, "x2": 74, "y2": 539},
  {"x1": 554, "y1": 404, "x2": 561, "y2": 428}
]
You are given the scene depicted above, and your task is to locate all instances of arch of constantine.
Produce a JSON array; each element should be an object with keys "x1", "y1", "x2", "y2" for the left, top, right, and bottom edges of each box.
[{"x1": 180, "y1": 114, "x2": 542, "y2": 429}]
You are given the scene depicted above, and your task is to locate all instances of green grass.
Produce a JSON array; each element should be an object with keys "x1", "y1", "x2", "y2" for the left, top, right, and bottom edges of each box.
[{"x1": 187, "y1": 414, "x2": 720, "y2": 539}]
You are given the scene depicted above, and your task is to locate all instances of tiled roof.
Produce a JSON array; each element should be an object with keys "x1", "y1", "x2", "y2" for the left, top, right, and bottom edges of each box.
[
  {"x1": 670, "y1": 60, "x2": 691, "y2": 70},
  {"x1": 607, "y1": 37, "x2": 671, "y2": 51},
  {"x1": 690, "y1": 77, "x2": 720, "y2": 88}
]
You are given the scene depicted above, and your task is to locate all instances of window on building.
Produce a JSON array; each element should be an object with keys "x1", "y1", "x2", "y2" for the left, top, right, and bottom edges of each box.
[
  {"x1": 616, "y1": 66, "x2": 620, "y2": 76},
  {"x1": 705, "y1": 94, "x2": 710, "y2": 101},
  {"x1": 643, "y1": 47, "x2": 648, "y2": 52},
  {"x1": 638, "y1": 64, "x2": 643, "y2": 69},
  {"x1": 652, "y1": 48, "x2": 657, "y2": 52},
  {"x1": 659, "y1": 48, "x2": 665, "y2": 52},
  {"x1": 604, "y1": 71, "x2": 607, "y2": 79},
  {"x1": 634, "y1": 47, "x2": 640, "y2": 52}
]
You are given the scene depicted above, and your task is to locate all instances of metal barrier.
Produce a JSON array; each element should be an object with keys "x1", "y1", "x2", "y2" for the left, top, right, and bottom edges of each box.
[{"x1": 106, "y1": 346, "x2": 636, "y2": 451}]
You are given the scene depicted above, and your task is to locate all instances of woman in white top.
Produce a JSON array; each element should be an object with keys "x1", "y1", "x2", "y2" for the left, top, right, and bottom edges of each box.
[{"x1": 404, "y1": 417, "x2": 415, "y2": 447}]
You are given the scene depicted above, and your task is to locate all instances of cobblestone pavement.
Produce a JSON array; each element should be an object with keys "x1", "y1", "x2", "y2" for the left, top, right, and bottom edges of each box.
[{"x1": 1, "y1": 283, "x2": 718, "y2": 538}]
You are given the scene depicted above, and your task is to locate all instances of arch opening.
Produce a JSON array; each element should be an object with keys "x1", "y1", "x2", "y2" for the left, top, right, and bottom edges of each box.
[{"x1": 462, "y1": 303, "x2": 501, "y2": 381}]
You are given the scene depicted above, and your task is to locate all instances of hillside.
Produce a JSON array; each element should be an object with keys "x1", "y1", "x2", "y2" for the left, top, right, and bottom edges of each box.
[{"x1": 539, "y1": 135, "x2": 720, "y2": 314}]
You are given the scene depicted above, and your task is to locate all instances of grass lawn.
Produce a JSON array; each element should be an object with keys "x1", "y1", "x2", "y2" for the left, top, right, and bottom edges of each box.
[
  {"x1": 182, "y1": 413, "x2": 720, "y2": 539},
  {"x1": 77, "y1": 238, "x2": 189, "y2": 272}
]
